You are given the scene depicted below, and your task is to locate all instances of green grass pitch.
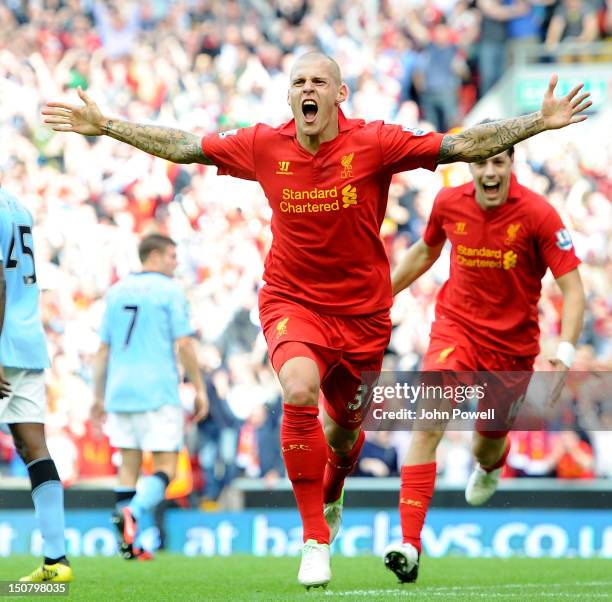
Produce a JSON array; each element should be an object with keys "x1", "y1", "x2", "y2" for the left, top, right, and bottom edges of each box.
[{"x1": 1, "y1": 555, "x2": 611, "y2": 601}]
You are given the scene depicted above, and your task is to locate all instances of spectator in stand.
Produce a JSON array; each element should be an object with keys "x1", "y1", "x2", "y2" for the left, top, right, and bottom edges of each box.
[
  {"x1": 197, "y1": 368, "x2": 240, "y2": 504},
  {"x1": 477, "y1": 0, "x2": 529, "y2": 94},
  {"x1": 92, "y1": 1, "x2": 143, "y2": 59},
  {"x1": 254, "y1": 397, "x2": 285, "y2": 486},
  {"x1": 506, "y1": 431, "x2": 558, "y2": 477},
  {"x1": 355, "y1": 432, "x2": 399, "y2": 478},
  {"x1": 448, "y1": 0, "x2": 481, "y2": 90},
  {"x1": 412, "y1": 21, "x2": 470, "y2": 131},
  {"x1": 591, "y1": 408, "x2": 612, "y2": 478},
  {"x1": 437, "y1": 431, "x2": 473, "y2": 484},
  {"x1": 506, "y1": 0, "x2": 543, "y2": 63},
  {"x1": 545, "y1": 0, "x2": 600, "y2": 55},
  {"x1": 554, "y1": 430, "x2": 595, "y2": 478}
]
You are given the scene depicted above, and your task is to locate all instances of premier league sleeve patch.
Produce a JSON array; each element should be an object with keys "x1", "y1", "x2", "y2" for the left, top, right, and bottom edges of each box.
[
  {"x1": 555, "y1": 228, "x2": 573, "y2": 250},
  {"x1": 402, "y1": 126, "x2": 427, "y2": 136}
]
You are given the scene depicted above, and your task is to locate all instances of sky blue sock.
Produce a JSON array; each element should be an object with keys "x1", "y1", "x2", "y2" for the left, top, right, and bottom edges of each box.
[
  {"x1": 28, "y1": 459, "x2": 66, "y2": 560},
  {"x1": 134, "y1": 511, "x2": 156, "y2": 550},
  {"x1": 128, "y1": 472, "x2": 168, "y2": 522}
]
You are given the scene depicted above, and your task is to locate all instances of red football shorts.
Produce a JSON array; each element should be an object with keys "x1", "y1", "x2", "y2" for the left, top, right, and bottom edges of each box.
[
  {"x1": 423, "y1": 320, "x2": 535, "y2": 438},
  {"x1": 259, "y1": 288, "x2": 391, "y2": 430}
]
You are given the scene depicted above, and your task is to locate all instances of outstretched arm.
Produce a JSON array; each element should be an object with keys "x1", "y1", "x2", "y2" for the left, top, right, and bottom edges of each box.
[
  {"x1": 438, "y1": 75, "x2": 592, "y2": 164},
  {"x1": 42, "y1": 87, "x2": 212, "y2": 165},
  {"x1": 100, "y1": 119, "x2": 211, "y2": 164}
]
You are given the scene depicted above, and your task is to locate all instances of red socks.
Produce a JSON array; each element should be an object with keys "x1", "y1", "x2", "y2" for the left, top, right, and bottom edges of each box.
[
  {"x1": 482, "y1": 437, "x2": 511, "y2": 472},
  {"x1": 323, "y1": 429, "x2": 365, "y2": 504},
  {"x1": 398, "y1": 440, "x2": 510, "y2": 554},
  {"x1": 281, "y1": 404, "x2": 329, "y2": 544},
  {"x1": 399, "y1": 463, "x2": 437, "y2": 553}
]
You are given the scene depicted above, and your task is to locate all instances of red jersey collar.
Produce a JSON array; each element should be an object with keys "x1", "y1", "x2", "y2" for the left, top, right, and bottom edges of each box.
[
  {"x1": 464, "y1": 173, "x2": 521, "y2": 202},
  {"x1": 278, "y1": 107, "x2": 361, "y2": 137}
]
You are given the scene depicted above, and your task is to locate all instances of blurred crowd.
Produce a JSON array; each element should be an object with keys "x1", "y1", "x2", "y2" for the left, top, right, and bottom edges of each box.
[{"x1": 0, "y1": 0, "x2": 610, "y2": 502}]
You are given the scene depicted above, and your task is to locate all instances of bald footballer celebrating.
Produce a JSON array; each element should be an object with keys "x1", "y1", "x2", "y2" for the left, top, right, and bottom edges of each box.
[{"x1": 43, "y1": 52, "x2": 591, "y2": 588}]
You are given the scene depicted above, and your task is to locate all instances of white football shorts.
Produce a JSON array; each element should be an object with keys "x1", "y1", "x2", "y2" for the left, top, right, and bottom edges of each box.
[
  {"x1": 0, "y1": 368, "x2": 46, "y2": 424},
  {"x1": 105, "y1": 404, "x2": 184, "y2": 452}
]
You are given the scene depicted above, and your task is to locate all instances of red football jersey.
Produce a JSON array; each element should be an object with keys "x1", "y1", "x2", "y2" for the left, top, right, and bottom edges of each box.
[
  {"x1": 202, "y1": 110, "x2": 443, "y2": 314},
  {"x1": 423, "y1": 174, "x2": 580, "y2": 356}
]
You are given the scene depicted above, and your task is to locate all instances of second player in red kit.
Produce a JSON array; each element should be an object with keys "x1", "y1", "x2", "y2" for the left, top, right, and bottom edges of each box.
[{"x1": 386, "y1": 139, "x2": 585, "y2": 583}]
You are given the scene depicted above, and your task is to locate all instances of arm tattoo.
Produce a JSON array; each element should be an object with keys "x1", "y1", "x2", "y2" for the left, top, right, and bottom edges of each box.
[
  {"x1": 102, "y1": 119, "x2": 213, "y2": 165},
  {"x1": 438, "y1": 112, "x2": 545, "y2": 164}
]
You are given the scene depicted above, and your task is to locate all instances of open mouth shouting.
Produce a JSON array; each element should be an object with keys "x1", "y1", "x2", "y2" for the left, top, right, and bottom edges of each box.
[
  {"x1": 482, "y1": 181, "x2": 501, "y2": 197},
  {"x1": 302, "y1": 99, "x2": 318, "y2": 124}
]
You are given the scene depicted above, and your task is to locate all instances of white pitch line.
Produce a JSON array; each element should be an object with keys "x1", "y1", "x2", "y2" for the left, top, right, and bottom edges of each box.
[
  {"x1": 429, "y1": 592, "x2": 612, "y2": 599},
  {"x1": 325, "y1": 581, "x2": 612, "y2": 597},
  {"x1": 325, "y1": 590, "x2": 612, "y2": 599},
  {"x1": 419, "y1": 581, "x2": 612, "y2": 592},
  {"x1": 326, "y1": 590, "x2": 397, "y2": 596}
]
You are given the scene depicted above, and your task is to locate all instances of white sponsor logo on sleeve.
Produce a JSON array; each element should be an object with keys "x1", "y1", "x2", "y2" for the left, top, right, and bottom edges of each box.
[
  {"x1": 219, "y1": 129, "x2": 238, "y2": 139},
  {"x1": 402, "y1": 126, "x2": 427, "y2": 136}
]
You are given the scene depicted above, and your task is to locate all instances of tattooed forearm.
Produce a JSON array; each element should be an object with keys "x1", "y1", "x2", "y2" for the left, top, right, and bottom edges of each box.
[
  {"x1": 101, "y1": 119, "x2": 212, "y2": 164},
  {"x1": 438, "y1": 112, "x2": 546, "y2": 164}
]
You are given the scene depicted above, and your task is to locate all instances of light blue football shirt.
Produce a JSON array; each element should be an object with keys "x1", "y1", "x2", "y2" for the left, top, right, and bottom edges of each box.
[
  {"x1": 0, "y1": 189, "x2": 49, "y2": 369},
  {"x1": 100, "y1": 271, "x2": 195, "y2": 412}
]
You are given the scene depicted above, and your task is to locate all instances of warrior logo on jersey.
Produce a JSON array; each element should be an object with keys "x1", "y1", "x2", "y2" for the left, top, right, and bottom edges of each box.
[
  {"x1": 276, "y1": 317, "x2": 289, "y2": 338},
  {"x1": 340, "y1": 153, "x2": 354, "y2": 179},
  {"x1": 454, "y1": 222, "x2": 467, "y2": 235},
  {"x1": 276, "y1": 161, "x2": 293, "y2": 175},
  {"x1": 505, "y1": 223, "x2": 521, "y2": 244},
  {"x1": 555, "y1": 228, "x2": 573, "y2": 251}
]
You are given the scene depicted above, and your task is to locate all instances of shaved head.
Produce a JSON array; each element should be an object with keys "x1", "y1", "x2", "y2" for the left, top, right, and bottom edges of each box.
[
  {"x1": 287, "y1": 50, "x2": 348, "y2": 152},
  {"x1": 291, "y1": 51, "x2": 342, "y2": 85}
]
